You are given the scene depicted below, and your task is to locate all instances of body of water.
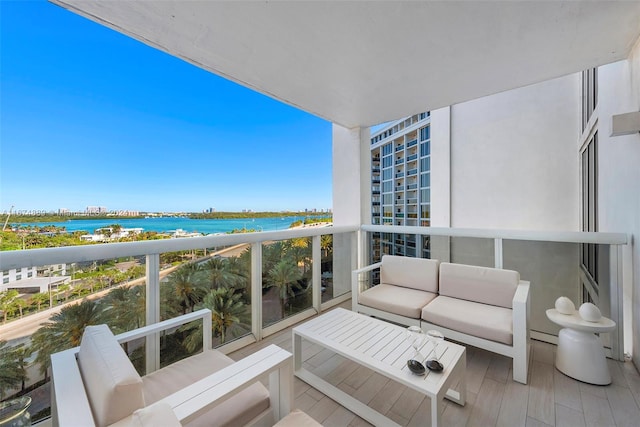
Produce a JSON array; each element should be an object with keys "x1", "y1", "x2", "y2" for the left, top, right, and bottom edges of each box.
[{"x1": 14, "y1": 216, "x2": 323, "y2": 235}]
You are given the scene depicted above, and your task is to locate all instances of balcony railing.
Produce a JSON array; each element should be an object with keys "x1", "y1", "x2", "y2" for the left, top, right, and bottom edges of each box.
[
  {"x1": 362, "y1": 224, "x2": 629, "y2": 361},
  {"x1": 0, "y1": 226, "x2": 357, "y2": 422},
  {"x1": 1, "y1": 223, "x2": 631, "y2": 424}
]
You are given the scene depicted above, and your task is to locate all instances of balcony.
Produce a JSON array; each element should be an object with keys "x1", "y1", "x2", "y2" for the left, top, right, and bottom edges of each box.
[
  {"x1": 395, "y1": 172, "x2": 405, "y2": 178},
  {"x1": 395, "y1": 145, "x2": 404, "y2": 152},
  {"x1": 395, "y1": 158, "x2": 404, "y2": 165},
  {"x1": 233, "y1": 312, "x2": 637, "y2": 426},
  {"x1": 407, "y1": 139, "x2": 418, "y2": 148}
]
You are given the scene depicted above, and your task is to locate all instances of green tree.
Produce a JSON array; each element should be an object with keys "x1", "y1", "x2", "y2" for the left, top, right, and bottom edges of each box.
[
  {"x1": 182, "y1": 287, "x2": 249, "y2": 352},
  {"x1": 0, "y1": 340, "x2": 27, "y2": 400},
  {"x1": 0, "y1": 290, "x2": 19, "y2": 323},
  {"x1": 31, "y1": 300, "x2": 103, "y2": 380},
  {"x1": 14, "y1": 298, "x2": 28, "y2": 318},
  {"x1": 320, "y1": 234, "x2": 333, "y2": 258},
  {"x1": 267, "y1": 259, "x2": 302, "y2": 316},
  {"x1": 202, "y1": 257, "x2": 244, "y2": 290},
  {"x1": 164, "y1": 264, "x2": 207, "y2": 314},
  {"x1": 101, "y1": 286, "x2": 146, "y2": 333},
  {"x1": 29, "y1": 292, "x2": 50, "y2": 311}
]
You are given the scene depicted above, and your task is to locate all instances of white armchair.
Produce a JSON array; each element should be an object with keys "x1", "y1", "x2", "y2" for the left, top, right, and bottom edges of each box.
[{"x1": 51, "y1": 309, "x2": 293, "y2": 426}]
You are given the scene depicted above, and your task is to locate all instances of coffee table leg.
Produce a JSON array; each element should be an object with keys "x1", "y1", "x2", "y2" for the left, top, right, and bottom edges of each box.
[{"x1": 293, "y1": 331, "x2": 302, "y2": 371}]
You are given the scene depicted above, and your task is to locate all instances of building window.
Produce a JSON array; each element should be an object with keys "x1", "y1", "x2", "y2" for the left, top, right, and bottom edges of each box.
[
  {"x1": 382, "y1": 181, "x2": 392, "y2": 192},
  {"x1": 382, "y1": 144, "x2": 392, "y2": 155},
  {"x1": 581, "y1": 132, "x2": 598, "y2": 282},
  {"x1": 382, "y1": 169, "x2": 392, "y2": 180},
  {"x1": 3, "y1": 278, "x2": 8, "y2": 284},
  {"x1": 582, "y1": 68, "x2": 597, "y2": 132},
  {"x1": 28, "y1": 272, "x2": 33, "y2": 278},
  {"x1": 420, "y1": 173, "x2": 430, "y2": 188},
  {"x1": 419, "y1": 126, "x2": 430, "y2": 141},
  {"x1": 16, "y1": 274, "x2": 22, "y2": 281},
  {"x1": 382, "y1": 156, "x2": 392, "y2": 168},
  {"x1": 420, "y1": 141, "x2": 430, "y2": 157},
  {"x1": 420, "y1": 157, "x2": 430, "y2": 171}
]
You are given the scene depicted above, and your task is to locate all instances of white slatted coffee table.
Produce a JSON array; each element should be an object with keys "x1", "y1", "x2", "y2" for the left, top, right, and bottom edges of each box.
[{"x1": 293, "y1": 308, "x2": 466, "y2": 427}]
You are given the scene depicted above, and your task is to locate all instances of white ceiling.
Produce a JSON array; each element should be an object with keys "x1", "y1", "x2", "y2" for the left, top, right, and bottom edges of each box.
[{"x1": 51, "y1": 1, "x2": 640, "y2": 129}]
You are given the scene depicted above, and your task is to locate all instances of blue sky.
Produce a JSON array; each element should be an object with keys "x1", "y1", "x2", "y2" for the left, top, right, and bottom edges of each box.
[{"x1": 0, "y1": 1, "x2": 333, "y2": 213}]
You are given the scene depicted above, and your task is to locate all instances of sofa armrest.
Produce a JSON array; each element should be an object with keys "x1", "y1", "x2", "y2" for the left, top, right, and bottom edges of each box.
[
  {"x1": 512, "y1": 280, "x2": 530, "y2": 330},
  {"x1": 161, "y1": 344, "x2": 293, "y2": 425},
  {"x1": 351, "y1": 262, "x2": 382, "y2": 295},
  {"x1": 115, "y1": 308, "x2": 213, "y2": 350},
  {"x1": 51, "y1": 348, "x2": 95, "y2": 427}
]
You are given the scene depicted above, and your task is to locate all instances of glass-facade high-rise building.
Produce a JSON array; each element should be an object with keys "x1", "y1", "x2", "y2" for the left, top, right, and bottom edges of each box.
[{"x1": 370, "y1": 111, "x2": 431, "y2": 262}]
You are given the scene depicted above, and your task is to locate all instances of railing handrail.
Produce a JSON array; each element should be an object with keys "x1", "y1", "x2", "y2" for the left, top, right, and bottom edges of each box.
[
  {"x1": 0, "y1": 225, "x2": 357, "y2": 270},
  {"x1": 1, "y1": 223, "x2": 627, "y2": 270},
  {"x1": 361, "y1": 224, "x2": 628, "y2": 245}
]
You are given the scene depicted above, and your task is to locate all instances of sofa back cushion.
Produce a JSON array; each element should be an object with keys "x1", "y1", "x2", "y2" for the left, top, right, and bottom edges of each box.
[
  {"x1": 439, "y1": 262, "x2": 519, "y2": 308},
  {"x1": 77, "y1": 325, "x2": 145, "y2": 427},
  {"x1": 380, "y1": 255, "x2": 439, "y2": 293}
]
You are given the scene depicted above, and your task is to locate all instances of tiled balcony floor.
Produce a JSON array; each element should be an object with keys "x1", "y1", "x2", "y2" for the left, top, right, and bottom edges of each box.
[{"x1": 230, "y1": 303, "x2": 640, "y2": 427}]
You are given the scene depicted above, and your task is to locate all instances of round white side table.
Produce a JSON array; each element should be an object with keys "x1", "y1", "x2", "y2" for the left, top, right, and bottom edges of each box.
[{"x1": 546, "y1": 308, "x2": 616, "y2": 385}]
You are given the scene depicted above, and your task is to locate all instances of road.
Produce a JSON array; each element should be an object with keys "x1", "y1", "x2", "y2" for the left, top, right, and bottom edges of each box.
[{"x1": 0, "y1": 243, "x2": 249, "y2": 343}]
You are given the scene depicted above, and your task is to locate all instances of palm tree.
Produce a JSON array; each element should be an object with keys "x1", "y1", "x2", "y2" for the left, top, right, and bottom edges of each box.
[
  {"x1": 14, "y1": 298, "x2": 28, "y2": 318},
  {"x1": 182, "y1": 287, "x2": 249, "y2": 352},
  {"x1": 267, "y1": 259, "x2": 302, "y2": 316},
  {"x1": 287, "y1": 237, "x2": 312, "y2": 276},
  {"x1": 202, "y1": 257, "x2": 244, "y2": 290},
  {"x1": 320, "y1": 234, "x2": 333, "y2": 258},
  {"x1": 164, "y1": 264, "x2": 207, "y2": 314},
  {"x1": 30, "y1": 300, "x2": 103, "y2": 380},
  {"x1": 101, "y1": 286, "x2": 146, "y2": 333},
  {"x1": 0, "y1": 340, "x2": 27, "y2": 400},
  {"x1": 0, "y1": 289, "x2": 19, "y2": 323},
  {"x1": 29, "y1": 292, "x2": 50, "y2": 311}
]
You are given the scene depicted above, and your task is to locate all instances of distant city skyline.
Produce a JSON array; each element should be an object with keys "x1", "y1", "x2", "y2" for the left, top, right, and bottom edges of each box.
[{"x1": 0, "y1": 1, "x2": 333, "y2": 213}]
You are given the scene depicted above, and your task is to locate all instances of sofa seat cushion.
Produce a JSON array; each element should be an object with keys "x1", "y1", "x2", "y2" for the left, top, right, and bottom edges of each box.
[
  {"x1": 359, "y1": 284, "x2": 437, "y2": 319},
  {"x1": 109, "y1": 402, "x2": 181, "y2": 427},
  {"x1": 78, "y1": 325, "x2": 145, "y2": 427},
  {"x1": 421, "y1": 296, "x2": 513, "y2": 345},
  {"x1": 380, "y1": 255, "x2": 440, "y2": 293},
  {"x1": 439, "y1": 262, "x2": 519, "y2": 309},
  {"x1": 142, "y1": 349, "x2": 269, "y2": 427}
]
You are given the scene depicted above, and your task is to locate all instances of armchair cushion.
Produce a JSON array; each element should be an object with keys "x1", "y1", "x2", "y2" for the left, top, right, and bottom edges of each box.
[
  {"x1": 77, "y1": 325, "x2": 145, "y2": 427},
  {"x1": 439, "y1": 262, "x2": 519, "y2": 309},
  {"x1": 359, "y1": 284, "x2": 437, "y2": 319},
  {"x1": 142, "y1": 349, "x2": 270, "y2": 427},
  {"x1": 421, "y1": 296, "x2": 513, "y2": 345},
  {"x1": 109, "y1": 402, "x2": 181, "y2": 427},
  {"x1": 380, "y1": 255, "x2": 440, "y2": 293}
]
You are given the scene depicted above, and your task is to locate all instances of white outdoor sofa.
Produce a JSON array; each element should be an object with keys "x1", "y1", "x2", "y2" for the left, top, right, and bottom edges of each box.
[
  {"x1": 352, "y1": 255, "x2": 531, "y2": 384},
  {"x1": 50, "y1": 309, "x2": 296, "y2": 427}
]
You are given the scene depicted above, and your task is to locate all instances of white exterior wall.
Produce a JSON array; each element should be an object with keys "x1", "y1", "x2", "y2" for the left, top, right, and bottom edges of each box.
[
  {"x1": 439, "y1": 75, "x2": 583, "y2": 336},
  {"x1": 448, "y1": 74, "x2": 581, "y2": 231},
  {"x1": 596, "y1": 38, "x2": 640, "y2": 365},
  {"x1": 332, "y1": 124, "x2": 368, "y2": 293}
]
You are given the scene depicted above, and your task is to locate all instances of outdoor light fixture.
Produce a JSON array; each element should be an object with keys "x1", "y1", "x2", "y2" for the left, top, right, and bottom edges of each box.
[{"x1": 610, "y1": 111, "x2": 640, "y2": 136}]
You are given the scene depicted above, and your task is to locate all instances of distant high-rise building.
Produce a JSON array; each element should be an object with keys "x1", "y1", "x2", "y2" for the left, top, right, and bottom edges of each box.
[
  {"x1": 370, "y1": 112, "x2": 431, "y2": 260},
  {"x1": 86, "y1": 206, "x2": 107, "y2": 214}
]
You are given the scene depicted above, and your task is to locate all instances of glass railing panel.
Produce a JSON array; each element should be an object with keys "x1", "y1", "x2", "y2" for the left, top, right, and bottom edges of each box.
[
  {"x1": 262, "y1": 238, "x2": 312, "y2": 327},
  {"x1": 0, "y1": 256, "x2": 147, "y2": 424},
  {"x1": 449, "y1": 237, "x2": 495, "y2": 267},
  {"x1": 320, "y1": 234, "x2": 334, "y2": 304},
  {"x1": 503, "y1": 240, "x2": 613, "y2": 348},
  {"x1": 159, "y1": 245, "x2": 252, "y2": 347}
]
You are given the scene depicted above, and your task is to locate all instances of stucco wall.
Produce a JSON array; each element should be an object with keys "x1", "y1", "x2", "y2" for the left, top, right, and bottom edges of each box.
[
  {"x1": 449, "y1": 74, "x2": 580, "y2": 231},
  {"x1": 596, "y1": 37, "x2": 640, "y2": 364}
]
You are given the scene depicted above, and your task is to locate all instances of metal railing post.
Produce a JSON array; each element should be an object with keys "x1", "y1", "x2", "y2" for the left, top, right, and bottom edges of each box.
[
  {"x1": 251, "y1": 242, "x2": 263, "y2": 341},
  {"x1": 145, "y1": 253, "x2": 160, "y2": 374},
  {"x1": 312, "y1": 235, "x2": 321, "y2": 313}
]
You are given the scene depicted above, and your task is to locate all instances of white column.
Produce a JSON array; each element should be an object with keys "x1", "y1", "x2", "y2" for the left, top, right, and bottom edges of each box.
[{"x1": 332, "y1": 124, "x2": 369, "y2": 295}]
